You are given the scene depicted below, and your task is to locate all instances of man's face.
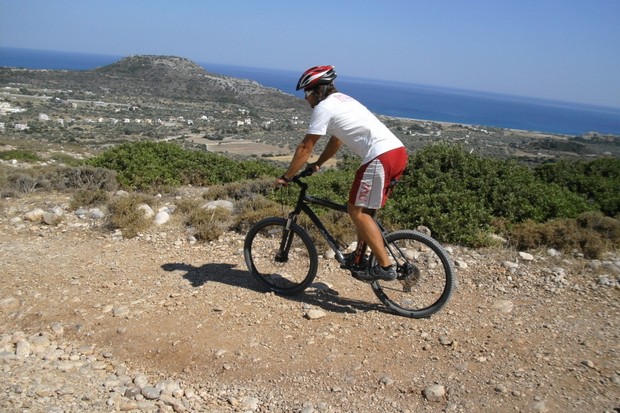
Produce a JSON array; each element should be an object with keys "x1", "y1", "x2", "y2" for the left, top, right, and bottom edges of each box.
[{"x1": 304, "y1": 89, "x2": 319, "y2": 108}]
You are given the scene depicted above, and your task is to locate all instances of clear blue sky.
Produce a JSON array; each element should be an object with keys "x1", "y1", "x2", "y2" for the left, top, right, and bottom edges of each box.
[{"x1": 1, "y1": 0, "x2": 619, "y2": 108}]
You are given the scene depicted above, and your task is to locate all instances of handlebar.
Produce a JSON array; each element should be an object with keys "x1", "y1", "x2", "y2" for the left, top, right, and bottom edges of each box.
[
  {"x1": 275, "y1": 168, "x2": 314, "y2": 191},
  {"x1": 298, "y1": 167, "x2": 315, "y2": 179},
  {"x1": 275, "y1": 165, "x2": 315, "y2": 191},
  {"x1": 288, "y1": 168, "x2": 313, "y2": 189}
]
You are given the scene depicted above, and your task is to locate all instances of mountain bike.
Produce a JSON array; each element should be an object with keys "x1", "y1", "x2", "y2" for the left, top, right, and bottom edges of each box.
[{"x1": 243, "y1": 170, "x2": 455, "y2": 318}]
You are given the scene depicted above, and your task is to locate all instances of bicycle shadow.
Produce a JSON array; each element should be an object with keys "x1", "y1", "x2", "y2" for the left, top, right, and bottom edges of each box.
[{"x1": 161, "y1": 262, "x2": 387, "y2": 315}]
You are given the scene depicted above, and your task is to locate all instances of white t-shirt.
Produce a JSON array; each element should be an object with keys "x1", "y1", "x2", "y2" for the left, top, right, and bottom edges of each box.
[{"x1": 306, "y1": 92, "x2": 404, "y2": 164}]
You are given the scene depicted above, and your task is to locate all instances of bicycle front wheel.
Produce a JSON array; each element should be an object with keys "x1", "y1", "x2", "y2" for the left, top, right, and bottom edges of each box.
[
  {"x1": 244, "y1": 217, "x2": 318, "y2": 296},
  {"x1": 369, "y1": 230, "x2": 455, "y2": 318}
]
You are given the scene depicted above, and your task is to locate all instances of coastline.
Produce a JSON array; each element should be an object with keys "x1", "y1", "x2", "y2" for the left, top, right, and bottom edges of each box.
[
  {"x1": 2, "y1": 48, "x2": 620, "y2": 136},
  {"x1": 383, "y1": 115, "x2": 573, "y2": 138}
]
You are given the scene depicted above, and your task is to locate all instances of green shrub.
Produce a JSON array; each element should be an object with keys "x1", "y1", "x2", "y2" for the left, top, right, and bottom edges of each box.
[
  {"x1": 387, "y1": 189, "x2": 494, "y2": 246},
  {"x1": 89, "y1": 141, "x2": 278, "y2": 190},
  {"x1": 535, "y1": 158, "x2": 620, "y2": 217},
  {"x1": 0, "y1": 149, "x2": 41, "y2": 162},
  {"x1": 62, "y1": 140, "x2": 619, "y2": 254},
  {"x1": 302, "y1": 168, "x2": 354, "y2": 206},
  {"x1": 382, "y1": 143, "x2": 596, "y2": 245}
]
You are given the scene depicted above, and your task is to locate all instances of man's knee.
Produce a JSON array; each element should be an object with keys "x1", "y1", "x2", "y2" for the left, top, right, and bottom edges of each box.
[{"x1": 348, "y1": 204, "x2": 376, "y2": 220}]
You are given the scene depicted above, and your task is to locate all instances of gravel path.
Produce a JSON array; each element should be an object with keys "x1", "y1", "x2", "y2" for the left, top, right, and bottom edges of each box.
[{"x1": 1, "y1": 193, "x2": 619, "y2": 412}]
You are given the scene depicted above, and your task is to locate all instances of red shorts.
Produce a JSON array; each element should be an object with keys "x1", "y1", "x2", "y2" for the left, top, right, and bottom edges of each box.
[{"x1": 349, "y1": 147, "x2": 408, "y2": 209}]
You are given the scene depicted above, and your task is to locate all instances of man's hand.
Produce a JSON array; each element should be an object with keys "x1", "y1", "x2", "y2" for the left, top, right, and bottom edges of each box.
[
  {"x1": 305, "y1": 162, "x2": 321, "y2": 174},
  {"x1": 274, "y1": 175, "x2": 290, "y2": 189}
]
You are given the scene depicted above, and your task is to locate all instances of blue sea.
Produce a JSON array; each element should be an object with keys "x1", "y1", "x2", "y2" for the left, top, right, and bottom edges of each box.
[{"x1": 2, "y1": 47, "x2": 619, "y2": 136}]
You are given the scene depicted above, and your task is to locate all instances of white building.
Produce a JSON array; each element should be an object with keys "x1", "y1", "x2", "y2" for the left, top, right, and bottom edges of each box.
[{"x1": 0, "y1": 102, "x2": 26, "y2": 115}]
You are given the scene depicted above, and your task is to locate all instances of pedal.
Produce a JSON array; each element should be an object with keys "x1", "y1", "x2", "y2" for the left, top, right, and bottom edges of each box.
[{"x1": 340, "y1": 251, "x2": 369, "y2": 270}]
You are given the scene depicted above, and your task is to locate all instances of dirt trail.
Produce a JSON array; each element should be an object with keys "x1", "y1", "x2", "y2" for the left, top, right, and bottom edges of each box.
[{"x1": 1, "y1": 194, "x2": 619, "y2": 412}]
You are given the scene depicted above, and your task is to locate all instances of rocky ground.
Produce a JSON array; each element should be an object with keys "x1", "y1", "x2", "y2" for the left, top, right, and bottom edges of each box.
[{"x1": 0, "y1": 192, "x2": 619, "y2": 413}]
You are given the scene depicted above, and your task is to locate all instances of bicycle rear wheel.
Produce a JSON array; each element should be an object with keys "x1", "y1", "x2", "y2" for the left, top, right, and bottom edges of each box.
[
  {"x1": 244, "y1": 217, "x2": 318, "y2": 296},
  {"x1": 369, "y1": 230, "x2": 455, "y2": 318}
]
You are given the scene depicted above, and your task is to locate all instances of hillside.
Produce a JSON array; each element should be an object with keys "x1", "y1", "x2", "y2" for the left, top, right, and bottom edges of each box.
[
  {"x1": 1, "y1": 55, "x2": 308, "y2": 113},
  {"x1": 0, "y1": 55, "x2": 315, "y2": 158},
  {"x1": 1, "y1": 55, "x2": 618, "y2": 162}
]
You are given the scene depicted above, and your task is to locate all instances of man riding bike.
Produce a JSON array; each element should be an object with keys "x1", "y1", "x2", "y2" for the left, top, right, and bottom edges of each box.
[{"x1": 274, "y1": 65, "x2": 408, "y2": 282}]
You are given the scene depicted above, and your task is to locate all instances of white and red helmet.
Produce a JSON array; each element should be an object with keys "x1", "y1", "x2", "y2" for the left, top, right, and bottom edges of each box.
[{"x1": 295, "y1": 65, "x2": 337, "y2": 90}]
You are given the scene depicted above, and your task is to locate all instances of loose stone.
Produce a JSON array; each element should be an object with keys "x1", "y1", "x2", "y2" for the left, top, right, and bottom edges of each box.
[{"x1": 423, "y1": 384, "x2": 446, "y2": 402}]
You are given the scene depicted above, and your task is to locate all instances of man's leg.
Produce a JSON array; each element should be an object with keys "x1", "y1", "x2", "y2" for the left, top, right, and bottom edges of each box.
[{"x1": 348, "y1": 204, "x2": 391, "y2": 267}]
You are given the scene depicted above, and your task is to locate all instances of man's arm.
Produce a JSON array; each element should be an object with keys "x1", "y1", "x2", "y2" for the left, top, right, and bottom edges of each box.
[
  {"x1": 278, "y1": 133, "x2": 322, "y2": 183},
  {"x1": 314, "y1": 135, "x2": 342, "y2": 168}
]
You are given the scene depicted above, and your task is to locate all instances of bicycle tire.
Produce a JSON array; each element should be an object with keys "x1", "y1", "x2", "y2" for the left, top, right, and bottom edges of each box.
[
  {"x1": 244, "y1": 217, "x2": 318, "y2": 296},
  {"x1": 369, "y1": 230, "x2": 455, "y2": 318}
]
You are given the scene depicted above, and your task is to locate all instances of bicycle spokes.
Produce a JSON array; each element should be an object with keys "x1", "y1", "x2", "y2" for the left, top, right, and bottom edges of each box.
[{"x1": 370, "y1": 230, "x2": 454, "y2": 318}]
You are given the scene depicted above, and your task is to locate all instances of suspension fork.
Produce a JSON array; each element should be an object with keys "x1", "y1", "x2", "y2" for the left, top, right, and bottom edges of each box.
[{"x1": 275, "y1": 212, "x2": 299, "y2": 263}]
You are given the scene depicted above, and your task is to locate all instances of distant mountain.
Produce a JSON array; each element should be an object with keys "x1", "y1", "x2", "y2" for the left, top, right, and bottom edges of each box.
[{"x1": 0, "y1": 55, "x2": 308, "y2": 115}]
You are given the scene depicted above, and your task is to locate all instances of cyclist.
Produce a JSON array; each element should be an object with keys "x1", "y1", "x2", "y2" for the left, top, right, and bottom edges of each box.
[{"x1": 274, "y1": 65, "x2": 408, "y2": 282}]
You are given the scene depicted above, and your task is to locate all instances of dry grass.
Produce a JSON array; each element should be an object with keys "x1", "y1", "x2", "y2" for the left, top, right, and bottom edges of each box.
[
  {"x1": 509, "y1": 211, "x2": 620, "y2": 258},
  {"x1": 107, "y1": 193, "x2": 158, "y2": 239}
]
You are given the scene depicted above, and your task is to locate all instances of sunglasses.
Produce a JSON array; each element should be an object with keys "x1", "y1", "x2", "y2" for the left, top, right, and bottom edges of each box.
[{"x1": 304, "y1": 89, "x2": 314, "y2": 98}]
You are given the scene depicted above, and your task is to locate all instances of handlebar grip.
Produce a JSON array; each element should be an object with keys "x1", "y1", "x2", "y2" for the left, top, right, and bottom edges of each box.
[{"x1": 299, "y1": 168, "x2": 314, "y2": 178}]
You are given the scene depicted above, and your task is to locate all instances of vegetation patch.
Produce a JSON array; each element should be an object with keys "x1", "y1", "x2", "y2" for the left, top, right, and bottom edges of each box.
[
  {"x1": 70, "y1": 189, "x2": 110, "y2": 209},
  {"x1": 1, "y1": 139, "x2": 618, "y2": 257},
  {"x1": 0, "y1": 149, "x2": 41, "y2": 162},
  {"x1": 186, "y1": 206, "x2": 232, "y2": 242},
  {"x1": 509, "y1": 211, "x2": 620, "y2": 258},
  {"x1": 88, "y1": 141, "x2": 279, "y2": 190},
  {"x1": 107, "y1": 193, "x2": 157, "y2": 239},
  {"x1": 231, "y1": 196, "x2": 282, "y2": 234},
  {"x1": 384, "y1": 143, "x2": 610, "y2": 247}
]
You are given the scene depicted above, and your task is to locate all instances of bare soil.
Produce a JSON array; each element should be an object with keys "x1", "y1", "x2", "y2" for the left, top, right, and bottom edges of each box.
[{"x1": 1, "y1": 192, "x2": 619, "y2": 412}]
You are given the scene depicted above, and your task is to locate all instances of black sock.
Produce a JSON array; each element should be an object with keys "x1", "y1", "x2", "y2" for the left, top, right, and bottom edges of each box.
[{"x1": 380, "y1": 265, "x2": 392, "y2": 270}]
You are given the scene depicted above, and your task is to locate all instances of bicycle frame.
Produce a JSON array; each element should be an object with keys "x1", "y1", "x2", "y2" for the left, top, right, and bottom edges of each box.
[{"x1": 279, "y1": 174, "x2": 386, "y2": 267}]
